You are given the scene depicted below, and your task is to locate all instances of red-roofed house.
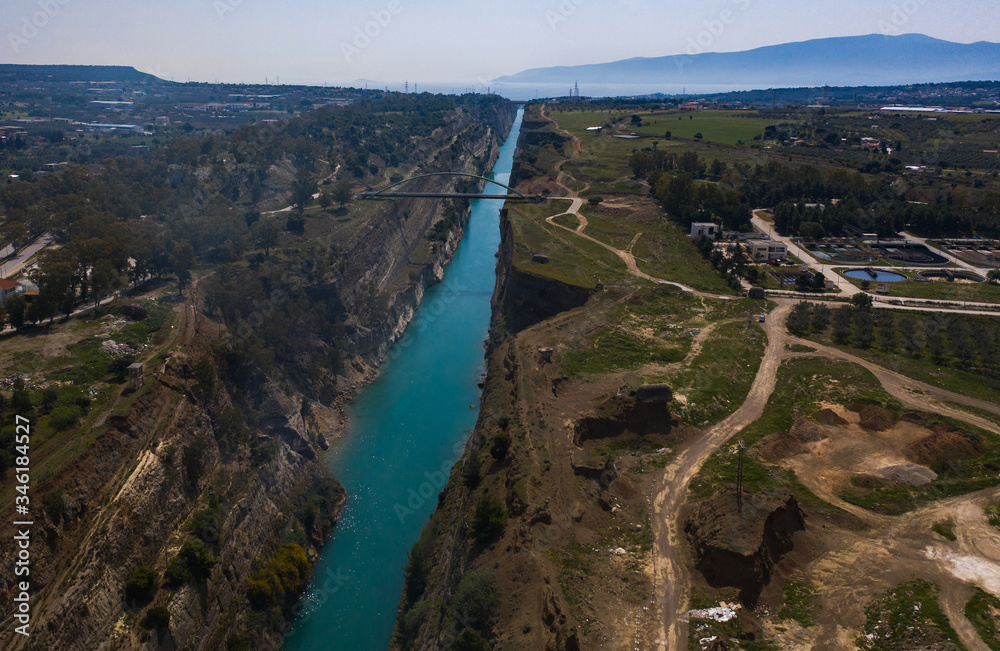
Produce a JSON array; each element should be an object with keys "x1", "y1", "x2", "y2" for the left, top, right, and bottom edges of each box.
[{"x1": 0, "y1": 278, "x2": 22, "y2": 304}]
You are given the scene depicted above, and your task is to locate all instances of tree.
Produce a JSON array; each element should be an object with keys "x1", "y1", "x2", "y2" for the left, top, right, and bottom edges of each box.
[
  {"x1": 332, "y1": 180, "x2": 353, "y2": 208},
  {"x1": 799, "y1": 221, "x2": 825, "y2": 239},
  {"x1": 124, "y1": 567, "x2": 160, "y2": 605},
  {"x1": 900, "y1": 319, "x2": 923, "y2": 358},
  {"x1": 851, "y1": 293, "x2": 873, "y2": 310},
  {"x1": 811, "y1": 304, "x2": 831, "y2": 332},
  {"x1": 451, "y1": 571, "x2": 499, "y2": 633},
  {"x1": 193, "y1": 358, "x2": 217, "y2": 399},
  {"x1": 449, "y1": 628, "x2": 490, "y2": 651},
  {"x1": 989, "y1": 269, "x2": 1000, "y2": 284},
  {"x1": 469, "y1": 493, "x2": 506, "y2": 540},
  {"x1": 11, "y1": 377, "x2": 32, "y2": 413},
  {"x1": 854, "y1": 310, "x2": 874, "y2": 349},
  {"x1": 787, "y1": 301, "x2": 812, "y2": 334},
  {"x1": 5, "y1": 294, "x2": 25, "y2": 330},
  {"x1": 925, "y1": 321, "x2": 946, "y2": 361},
  {"x1": 291, "y1": 169, "x2": 318, "y2": 214},
  {"x1": 319, "y1": 191, "x2": 333, "y2": 210},
  {"x1": 490, "y1": 432, "x2": 511, "y2": 460},
  {"x1": 169, "y1": 242, "x2": 195, "y2": 295},
  {"x1": 253, "y1": 220, "x2": 280, "y2": 258},
  {"x1": 90, "y1": 258, "x2": 120, "y2": 311},
  {"x1": 878, "y1": 312, "x2": 898, "y2": 351},
  {"x1": 0, "y1": 307, "x2": 7, "y2": 332},
  {"x1": 832, "y1": 307, "x2": 853, "y2": 343},
  {"x1": 142, "y1": 607, "x2": 171, "y2": 630}
]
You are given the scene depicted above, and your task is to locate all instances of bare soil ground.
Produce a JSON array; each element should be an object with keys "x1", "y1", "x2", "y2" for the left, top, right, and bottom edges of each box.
[{"x1": 653, "y1": 297, "x2": 1000, "y2": 650}]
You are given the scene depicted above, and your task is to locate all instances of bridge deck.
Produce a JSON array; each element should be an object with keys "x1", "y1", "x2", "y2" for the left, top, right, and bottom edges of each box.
[{"x1": 358, "y1": 192, "x2": 543, "y2": 202}]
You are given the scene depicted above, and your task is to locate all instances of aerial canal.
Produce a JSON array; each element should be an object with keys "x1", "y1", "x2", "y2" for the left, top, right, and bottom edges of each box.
[{"x1": 284, "y1": 108, "x2": 524, "y2": 650}]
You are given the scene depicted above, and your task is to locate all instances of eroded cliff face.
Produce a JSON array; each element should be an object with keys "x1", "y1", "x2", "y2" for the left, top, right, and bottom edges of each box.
[
  {"x1": 490, "y1": 209, "x2": 594, "y2": 339},
  {"x1": 0, "y1": 351, "x2": 343, "y2": 651},
  {"x1": 0, "y1": 104, "x2": 517, "y2": 651},
  {"x1": 683, "y1": 488, "x2": 805, "y2": 606}
]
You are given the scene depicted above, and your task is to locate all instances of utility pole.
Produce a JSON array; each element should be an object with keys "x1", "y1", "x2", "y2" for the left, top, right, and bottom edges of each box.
[{"x1": 736, "y1": 440, "x2": 746, "y2": 514}]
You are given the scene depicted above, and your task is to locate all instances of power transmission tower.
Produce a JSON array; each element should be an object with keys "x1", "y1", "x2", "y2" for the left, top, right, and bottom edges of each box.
[{"x1": 736, "y1": 440, "x2": 746, "y2": 513}]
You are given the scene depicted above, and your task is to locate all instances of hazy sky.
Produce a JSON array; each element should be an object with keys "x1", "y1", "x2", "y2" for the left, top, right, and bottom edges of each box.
[{"x1": 2, "y1": 0, "x2": 998, "y2": 87}]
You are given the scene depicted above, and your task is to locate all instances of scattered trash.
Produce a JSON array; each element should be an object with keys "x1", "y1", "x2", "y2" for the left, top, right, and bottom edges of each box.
[
  {"x1": 688, "y1": 603, "x2": 741, "y2": 623},
  {"x1": 611, "y1": 547, "x2": 627, "y2": 555},
  {"x1": 102, "y1": 340, "x2": 138, "y2": 356}
]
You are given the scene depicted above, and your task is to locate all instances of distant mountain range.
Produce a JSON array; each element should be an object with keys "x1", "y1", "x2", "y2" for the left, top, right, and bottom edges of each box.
[
  {"x1": 495, "y1": 34, "x2": 1000, "y2": 89},
  {"x1": 0, "y1": 64, "x2": 162, "y2": 83}
]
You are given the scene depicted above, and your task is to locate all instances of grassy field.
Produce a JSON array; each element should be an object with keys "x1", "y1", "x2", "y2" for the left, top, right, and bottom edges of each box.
[
  {"x1": 859, "y1": 580, "x2": 965, "y2": 651},
  {"x1": 0, "y1": 298, "x2": 175, "y2": 504},
  {"x1": 837, "y1": 271, "x2": 1000, "y2": 304},
  {"x1": 560, "y1": 288, "x2": 701, "y2": 377},
  {"x1": 632, "y1": 110, "x2": 777, "y2": 146},
  {"x1": 508, "y1": 200, "x2": 636, "y2": 288},
  {"x1": 650, "y1": 318, "x2": 766, "y2": 428},
  {"x1": 966, "y1": 587, "x2": 1000, "y2": 650},
  {"x1": 798, "y1": 315, "x2": 1000, "y2": 406},
  {"x1": 548, "y1": 109, "x2": 777, "y2": 146},
  {"x1": 631, "y1": 220, "x2": 736, "y2": 294}
]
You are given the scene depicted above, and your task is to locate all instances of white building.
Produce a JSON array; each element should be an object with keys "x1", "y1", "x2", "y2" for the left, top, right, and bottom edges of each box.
[
  {"x1": 690, "y1": 222, "x2": 718, "y2": 240},
  {"x1": 747, "y1": 240, "x2": 788, "y2": 262},
  {"x1": 0, "y1": 278, "x2": 22, "y2": 304}
]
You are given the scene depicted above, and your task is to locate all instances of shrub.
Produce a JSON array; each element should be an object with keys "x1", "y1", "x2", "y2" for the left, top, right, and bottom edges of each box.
[
  {"x1": 451, "y1": 571, "x2": 499, "y2": 633},
  {"x1": 49, "y1": 405, "x2": 83, "y2": 431},
  {"x1": 246, "y1": 544, "x2": 310, "y2": 611},
  {"x1": 462, "y1": 455, "x2": 481, "y2": 489},
  {"x1": 469, "y1": 493, "x2": 506, "y2": 540},
  {"x1": 449, "y1": 627, "x2": 491, "y2": 651},
  {"x1": 166, "y1": 538, "x2": 217, "y2": 584},
  {"x1": 43, "y1": 490, "x2": 68, "y2": 523},
  {"x1": 489, "y1": 433, "x2": 511, "y2": 460},
  {"x1": 124, "y1": 567, "x2": 160, "y2": 604},
  {"x1": 141, "y1": 606, "x2": 171, "y2": 630}
]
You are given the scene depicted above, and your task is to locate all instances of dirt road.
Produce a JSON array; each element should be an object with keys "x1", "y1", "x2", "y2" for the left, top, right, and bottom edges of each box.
[{"x1": 652, "y1": 297, "x2": 1000, "y2": 649}]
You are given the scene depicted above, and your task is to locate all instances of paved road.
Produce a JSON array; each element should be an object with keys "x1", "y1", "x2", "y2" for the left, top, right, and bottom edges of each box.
[
  {"x1": 0, "y1": 234, "x2": 53, "y2": 279},
  {"x1": 751, "y1": 213, "x2": 1000, "y2": 314}
]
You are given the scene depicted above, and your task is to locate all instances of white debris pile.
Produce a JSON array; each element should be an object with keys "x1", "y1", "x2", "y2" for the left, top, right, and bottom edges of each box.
[
  {"x1": 688, "y1": 602, "x2": 741, "y2": 623},
  {"x1": 97, "y1": 315, "x2": 129, "y2": 338},
  {"x1": 102, "y1": 340, "x2": 138, "y2": 356},
  {"x1": 610, "y1": 547, "x2": 627, "y2": 555},
  {"x1": 0, "y1": 372, "x2": 30, "y2": 389}
]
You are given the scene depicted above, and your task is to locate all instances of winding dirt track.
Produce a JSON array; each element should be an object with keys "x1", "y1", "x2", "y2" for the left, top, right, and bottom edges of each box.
[
  {"x1": 651, "y1": 298, "x2": 1000, "y2": 650},
  {"x1": 538, "y1": 107, "x2": 698, "y2": 295},
  {"x1": 530, "y1": 106, "x2": 1000, "y2": 648}
]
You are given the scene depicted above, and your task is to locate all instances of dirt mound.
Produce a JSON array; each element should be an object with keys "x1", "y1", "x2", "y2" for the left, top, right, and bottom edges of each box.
[
  {"x1": 684, "y1": 488, "x2": 805, "y2": 606},
  {"x1": 904, "y1": 430, "x2": 984, "y2": 467},
  {"x1": 573, "y1": 395, "x2": 671, "y2": 446},
  {"x1": 756, "y1": 418, "x2": 829, "y2": 462},
  {"x1": 859, "y1": 405, "x2": 895, "y2": 431},
  {"x1": 812, "y1": 408, "x2": 848, "y2": 426},
  {"x1": 872, "y1": 464, "x2": 938, "y2": 487}
]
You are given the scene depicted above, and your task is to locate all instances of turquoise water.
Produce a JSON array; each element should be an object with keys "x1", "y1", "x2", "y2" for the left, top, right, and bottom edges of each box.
[
  {"x1": 283, "y1": 109, "x2": 523, "y2": 651},
  {"x1": 843, "y1": 269, "x2": 907, "y2": 283}
]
